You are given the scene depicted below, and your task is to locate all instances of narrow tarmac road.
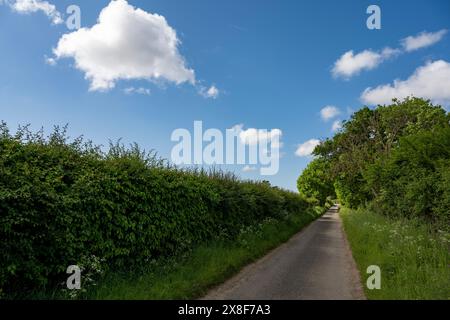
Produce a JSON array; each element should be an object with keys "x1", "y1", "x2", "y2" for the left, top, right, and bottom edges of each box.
[{"x1": 203, "y1": 206, "x2": 365, "y2": 300}]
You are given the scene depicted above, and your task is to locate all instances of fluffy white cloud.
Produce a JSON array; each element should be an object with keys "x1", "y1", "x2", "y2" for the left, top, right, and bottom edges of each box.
[
  {"x1": 320, "y1": 105, "x2": 340, "y2": 121},
  {"x1": 332, "y1": 28, "x2": 447, "y2": 79},
  {"x1": 295, "y1": 139, "x2": 320, "y2": 157},
  {"x1": 53, "y1": 0, "x2": 195, "y2": 91},
  {"x1": 239, "y1": 127, "x2": 282, "y2": 147},
  {"x1": 331, "y1": 120, "x2": 342, "y2": 132},
  {"x1": 242, "y1": 165, "x2": 257, "y2": 172},
  {"x1": 123, "y1": 87, "x2": 151, "y2": 95},
  {"x1": 361, "y1": 60, "x2": 450, "y2": 106},
  {"x1": 199, "y1": 85, "x2": 220, "y2": 99},
  {"x1": 401, "y1": 29, "x2": 447, "y2": 52},
  {"x1": 3, "y1": 0, "x2": 63, "y2": 24},
  {"x1": 239, "y1": 128, "x2": 282, "y2": 145},
  {"x1": 230, "y1": 125, "x2": 282, "y2": 148},
  {"x1": 332, "y1": 48, "x2": 398, "y2": 78}
]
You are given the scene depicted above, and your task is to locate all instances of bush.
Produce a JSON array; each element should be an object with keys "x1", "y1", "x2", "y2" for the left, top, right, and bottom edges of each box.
[
  {"x1": 368, "y1": 127, "x2": 450, "y2": 229},
  {"x1": 0, "y1": 123, "x2": 313, "y2": 297}
]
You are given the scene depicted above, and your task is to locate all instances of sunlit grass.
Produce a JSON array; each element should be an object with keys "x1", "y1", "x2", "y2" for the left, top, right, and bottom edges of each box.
[
  {"x1": 341, "y1": 207, "x2": 449, "y2": 300},
  {"x1": 87, "y1": 208, "x2": 322, "y2": 300}
]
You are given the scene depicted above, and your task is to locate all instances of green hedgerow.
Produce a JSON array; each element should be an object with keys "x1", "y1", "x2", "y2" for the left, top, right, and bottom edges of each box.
[{"x1": 0, "y1": 122, "x2": 311, "y2": 298}]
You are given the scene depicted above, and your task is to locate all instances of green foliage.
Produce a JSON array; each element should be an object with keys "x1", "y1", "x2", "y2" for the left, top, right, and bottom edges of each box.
[
  {"x1": 297, "y1": 158, "x2": 335, "y2": 206},
  {"x1": 294, "y1": 97, "x2": 449, "y2": 300},
  {"x1": 341, "y1": 207, "x2": 449, "y2": 299},
  {"x1": 315, "y1": 97, "x2": 449, "y2": 207},
  {"x1": 301, "y1": 97, "x2": 449, "y2": 227},
  {"x1": 88, "y1": 208, "x2": 321, "y2": 300},
  {"x1": 366, "y1": 127, "x2": 450, "y2": 229},
  {"x1": 0, "y1": 122, "x2": 312, "y2": 298}
]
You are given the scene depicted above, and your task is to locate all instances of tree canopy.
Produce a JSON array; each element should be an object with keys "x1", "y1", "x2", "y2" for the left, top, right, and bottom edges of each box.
[{"x1": 297, "y1": 97, "x2": 450, "y2": 229}]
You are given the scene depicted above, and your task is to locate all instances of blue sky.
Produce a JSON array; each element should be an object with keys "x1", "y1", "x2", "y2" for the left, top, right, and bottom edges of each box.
[{"x1": 0, "y1": 0, "x2": 449, "y2": 191}]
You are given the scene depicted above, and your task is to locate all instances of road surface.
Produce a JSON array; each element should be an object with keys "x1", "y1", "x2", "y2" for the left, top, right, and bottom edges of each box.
[{"x1": 203, "y1": 206, "x2": 365, "y2": 300}]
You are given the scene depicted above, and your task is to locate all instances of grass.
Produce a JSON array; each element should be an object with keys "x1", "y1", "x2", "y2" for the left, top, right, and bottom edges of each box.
[
  {"x1": 82, "y1": 207, "x2": 324, "y2": 300},
  {"x1": 341, "y1": 207, "x2": 450, "y2": 300}
]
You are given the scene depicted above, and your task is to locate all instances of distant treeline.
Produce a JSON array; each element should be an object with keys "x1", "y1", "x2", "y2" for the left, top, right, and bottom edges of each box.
[
  {"x1": 0, "y1": 122, "x2": 321, "y2": 297},
  {"x1": 298, "y1": 97, "x2": 450, "y2": 229}
]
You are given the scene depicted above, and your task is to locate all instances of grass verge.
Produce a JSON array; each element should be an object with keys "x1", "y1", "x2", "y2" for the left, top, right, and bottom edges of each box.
[
  {"x1": 83, "y1": 207, "x2": 323, "y2": 300},
  {"x1": 341, "y1": 207, "x2": 449, "y2": 300}
]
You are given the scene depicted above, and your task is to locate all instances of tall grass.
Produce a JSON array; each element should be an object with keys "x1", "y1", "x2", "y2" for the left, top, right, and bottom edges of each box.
[
  {"x1": 86, "y1": 207, "x2": 323, "y2": 300},
  {"x1": 341, "y1": 207, "x2": 449, "y2": 300}
]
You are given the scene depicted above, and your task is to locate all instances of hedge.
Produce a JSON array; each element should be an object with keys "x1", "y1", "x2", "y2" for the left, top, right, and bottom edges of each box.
[{"x1": 0, "y1": 123, "x2": 313, "y2": 297}]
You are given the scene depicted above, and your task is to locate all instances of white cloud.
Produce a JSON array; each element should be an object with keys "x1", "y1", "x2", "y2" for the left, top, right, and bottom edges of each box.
[
  {"x1": 332, "y1": 30, "x2": 447, "y2": 79},
  {"x1": 381, "y1": 47, "x2": 402, "y2": 57},
  {"x1": 242, "y1": 165, "x2": 257, "y2": 172},
  {"x1": 230, "y1": 124, "x2": 282, "y2": 148},
  {"x1": 4, "y1": 0, "x2": 63, "y2": 24},
  {"x1": 239, "y1": 127, "x2": 282, "y2": 147},
  {"x1": 331, "y1": 120, "x2": 342, "y2": 132},
  {"x1": 44, "y1": 55, "x2": 56, "y2": 66},
  {"x1": 295, "y1": 139, "x2": 320, "y2": 157},
  {"x1": 123, "y1": 87, "x2": 151, "y2": 95},
  {"x1": 361, "y1": 60, "x2": 450, "y2": 106},
  {"x1": 320, "y1": 105, "x2": 340, "y2": 121},
  {"x1": 332, "y1": 48, "x2": 398, "y2": 78},
  {"x1": 199, "y1": 85, "x2": 220, "y2": 99},
  {"x1": 53, "y1": 0, "x2": 195, "y2": 91},
  {"x1": 401, "y1": 29, "x2": 447, "y2": 52}
]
